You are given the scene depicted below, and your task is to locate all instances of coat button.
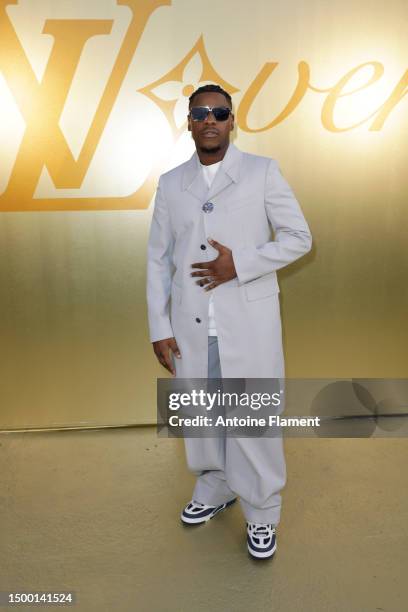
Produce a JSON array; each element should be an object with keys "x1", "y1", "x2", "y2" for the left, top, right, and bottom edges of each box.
[
  {"x1": 200, "y1": 244, "x2": 207, "y2": 250},
  {"x1": 195, "y1": 317, "x2": 201, "y2": 323},
  {"x1": 202, "y1": 201, "x2": 214, "y2": 213}
]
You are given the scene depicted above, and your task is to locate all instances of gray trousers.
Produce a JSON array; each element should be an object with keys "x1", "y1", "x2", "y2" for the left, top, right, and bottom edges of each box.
[{"x1": 183, "y1": 336, "x2": 287, "y2": 524}]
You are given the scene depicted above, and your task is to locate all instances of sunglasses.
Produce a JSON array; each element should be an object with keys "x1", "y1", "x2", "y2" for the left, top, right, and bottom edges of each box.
[{"x1": 189, "y1": 106, "x2": 232, "y2": 122}]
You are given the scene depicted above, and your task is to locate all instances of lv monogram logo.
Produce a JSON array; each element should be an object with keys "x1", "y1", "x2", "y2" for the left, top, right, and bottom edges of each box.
[{"x1": 0, "y1": 0, "x2": 171, "y2": 211}]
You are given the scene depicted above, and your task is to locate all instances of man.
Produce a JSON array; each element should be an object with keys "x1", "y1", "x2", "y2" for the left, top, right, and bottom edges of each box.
[{"x1": 146, "y1": 84, "x2": 312, "y2": 560}]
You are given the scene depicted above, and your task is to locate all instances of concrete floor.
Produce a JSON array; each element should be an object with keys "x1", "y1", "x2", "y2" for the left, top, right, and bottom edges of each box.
[{"x1": 0, "y1": 428, "x2": 407, "y2": 612}]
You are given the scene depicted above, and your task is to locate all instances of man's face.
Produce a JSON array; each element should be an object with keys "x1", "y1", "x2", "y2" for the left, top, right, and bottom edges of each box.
[{"x1": 187, "y1": 92, "x2": 234, "y2": 154}]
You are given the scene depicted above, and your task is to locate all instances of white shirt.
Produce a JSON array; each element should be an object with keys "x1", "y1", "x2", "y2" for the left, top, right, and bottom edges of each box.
[{"x1": 200, "y1": 161, "x2": 222, "y2": 336}]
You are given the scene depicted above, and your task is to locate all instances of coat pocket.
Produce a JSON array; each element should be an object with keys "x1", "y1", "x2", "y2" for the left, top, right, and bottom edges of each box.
[{"x1": 244, "y1": 276, "x2": 280, "y2": 301}]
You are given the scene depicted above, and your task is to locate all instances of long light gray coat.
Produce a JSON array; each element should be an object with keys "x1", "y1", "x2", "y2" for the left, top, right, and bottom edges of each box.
[{"x1": 146, "y1": 143, "x2": 312, "y2": 378}]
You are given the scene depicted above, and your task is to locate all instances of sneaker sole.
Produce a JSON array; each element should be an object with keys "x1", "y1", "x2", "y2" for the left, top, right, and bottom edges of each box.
[
  {"x1": 180, "y1": 498, "x2": 237, "y2": 525},
  {"x1": 248, "y1": 541, "x2": 277, "y2": 559}
]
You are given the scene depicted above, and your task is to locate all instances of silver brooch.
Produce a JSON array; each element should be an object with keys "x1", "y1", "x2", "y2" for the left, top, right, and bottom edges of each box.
[{"x1": 202, "y1": 201, "x2": 214, "y2": 213}]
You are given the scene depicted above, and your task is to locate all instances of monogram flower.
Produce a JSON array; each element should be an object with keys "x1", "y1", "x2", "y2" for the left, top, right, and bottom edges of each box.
[
  {"x1": 138, "y1": 36, "x2": 239, "y2": 138},
  {"x1": 151, "y1": 53, "x2": 206, "y2": 128}
]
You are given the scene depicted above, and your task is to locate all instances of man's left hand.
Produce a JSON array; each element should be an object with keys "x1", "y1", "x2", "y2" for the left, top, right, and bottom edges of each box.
[{"x1": 191, "y1": 238, "x2": 237, "y2": 290}]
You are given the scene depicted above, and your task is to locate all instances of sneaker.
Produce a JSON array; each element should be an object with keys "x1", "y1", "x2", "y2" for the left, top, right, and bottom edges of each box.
[
  {"x1": 181, "y1": 498, "x2": 237, "y2": 525},
  {"x1": 247, "y1": 522, "x2": 277, "y2": 559}
]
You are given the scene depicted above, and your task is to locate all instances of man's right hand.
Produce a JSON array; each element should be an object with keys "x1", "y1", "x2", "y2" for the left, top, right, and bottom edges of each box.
[{"x1": 152, "y1": 337, "x2": 181, "y2": 376}]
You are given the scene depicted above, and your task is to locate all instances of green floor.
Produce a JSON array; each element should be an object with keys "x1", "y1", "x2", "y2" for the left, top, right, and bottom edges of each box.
[{"x1": 1, "y1": 428, "x2": 407, "y2": 612}]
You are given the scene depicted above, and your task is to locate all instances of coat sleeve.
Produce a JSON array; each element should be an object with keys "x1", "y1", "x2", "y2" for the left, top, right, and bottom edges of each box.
[
  {"x1": 231, "y1": 159, "x2": 312, "y2": 284},
  {"x1": 146, "y1": 176, "x2": 175, "y2": 343}
]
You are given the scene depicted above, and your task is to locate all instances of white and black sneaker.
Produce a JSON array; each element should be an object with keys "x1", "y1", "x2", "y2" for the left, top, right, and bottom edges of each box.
[
  {"x1": 181, "y1": 498, "x2": 237, "y2": 525},
  {"x1": 247, "y1": 523, "x2": 277, "y2": 559}
]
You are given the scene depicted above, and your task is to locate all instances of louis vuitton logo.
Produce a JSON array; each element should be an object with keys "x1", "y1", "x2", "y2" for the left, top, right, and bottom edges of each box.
[
  {"x1": 0, "y1": 0, "x2": 170, "y2": 211},
  {"x1": 0, "y1": 0, "x2": 407, "y2": 212}
]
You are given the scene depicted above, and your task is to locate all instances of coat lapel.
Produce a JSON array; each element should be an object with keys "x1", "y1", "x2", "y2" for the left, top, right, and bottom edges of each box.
[
  {"x1": 207, "y1": 143, "x2": 242, "y2": 200},
  {"x1": 181, "y1": 151, "x2": 208, "y2": 202},
  {"x1": 182, "y1": 143, "x2": 243, "y2": 202}
]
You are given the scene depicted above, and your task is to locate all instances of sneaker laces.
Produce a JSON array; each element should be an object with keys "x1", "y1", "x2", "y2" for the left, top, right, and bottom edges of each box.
[
  {"x1": 248, "y1": 523, "x2": 275, "y2": 537},
  {"x1": 189, "y1": 500, "x2": 215, "y2": 511}
]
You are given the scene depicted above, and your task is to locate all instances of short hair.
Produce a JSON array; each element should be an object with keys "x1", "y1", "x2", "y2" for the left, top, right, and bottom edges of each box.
[{"x1": 188, "y1": 84, "x2": 232, "y2": 108}]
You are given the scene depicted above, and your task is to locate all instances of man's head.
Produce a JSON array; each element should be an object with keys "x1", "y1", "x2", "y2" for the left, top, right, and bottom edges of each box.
[{"x1": 187, "y1": 84, "x2": 234, "y2": 157}]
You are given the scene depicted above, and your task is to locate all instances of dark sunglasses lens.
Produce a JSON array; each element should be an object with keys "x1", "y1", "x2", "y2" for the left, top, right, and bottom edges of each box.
[
  {"x1": 212, "y1": 107, "x2": 231, "y2": 121},
  {"x1": 191, "y1": 107, "x2": 209, "y2": 121}
]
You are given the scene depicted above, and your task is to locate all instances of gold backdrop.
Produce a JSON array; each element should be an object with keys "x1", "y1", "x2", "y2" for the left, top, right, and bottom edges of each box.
[{"x1": 0, "y1": 0, "x2": 407, "y2": 428}]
